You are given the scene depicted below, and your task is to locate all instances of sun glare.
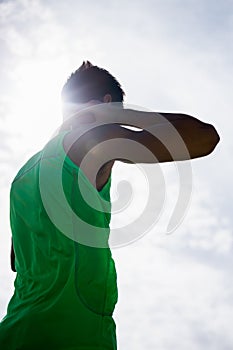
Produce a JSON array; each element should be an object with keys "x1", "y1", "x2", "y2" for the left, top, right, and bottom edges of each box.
[{"x1": 8, "y1": 59, "x2": 66, "y2": 154}]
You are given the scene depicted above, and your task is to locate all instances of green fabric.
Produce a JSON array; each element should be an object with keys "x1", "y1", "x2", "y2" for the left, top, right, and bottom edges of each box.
[{"x1": 0, "y1": 131, "x2": 118, "y2": 350}]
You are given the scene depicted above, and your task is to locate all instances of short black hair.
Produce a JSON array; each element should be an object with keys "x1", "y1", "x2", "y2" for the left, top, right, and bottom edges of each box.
[{"x1": 61, "y1": 61, "x2": 125, "y2": 104}]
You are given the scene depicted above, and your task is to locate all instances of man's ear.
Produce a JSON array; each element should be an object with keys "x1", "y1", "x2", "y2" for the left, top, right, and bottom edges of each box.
[{"x1": 103, "y1": 94, "x2": 112, "y2": 103}]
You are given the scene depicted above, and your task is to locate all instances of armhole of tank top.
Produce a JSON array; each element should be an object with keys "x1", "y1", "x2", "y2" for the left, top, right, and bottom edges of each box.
[{"x1": 59, "y1": 130, "x2": 112, "y2": 195}]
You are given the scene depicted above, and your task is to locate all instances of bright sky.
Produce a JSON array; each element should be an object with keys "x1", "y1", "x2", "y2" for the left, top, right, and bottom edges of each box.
[{"x1": 0, "y1": 0, "x2": 233, "y2": 349}]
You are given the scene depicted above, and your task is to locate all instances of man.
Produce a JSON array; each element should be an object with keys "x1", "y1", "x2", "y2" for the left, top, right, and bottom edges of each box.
[{"x1": 0, "y1": 61, "x2": 220, "y2": 350}]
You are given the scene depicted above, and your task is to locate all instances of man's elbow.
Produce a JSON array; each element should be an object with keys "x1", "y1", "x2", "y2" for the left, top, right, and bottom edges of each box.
[{"x1": 202, "y1": 123, "x2": 220, "y2": 156}]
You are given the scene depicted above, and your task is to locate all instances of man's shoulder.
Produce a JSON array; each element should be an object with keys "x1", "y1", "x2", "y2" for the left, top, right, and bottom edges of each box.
[
  {"x1": 12, "y1": 132, "x2": 67, "y2": 184},
  {"x1": 12, "y1": 151, "x2": 42, "y2": 184}
]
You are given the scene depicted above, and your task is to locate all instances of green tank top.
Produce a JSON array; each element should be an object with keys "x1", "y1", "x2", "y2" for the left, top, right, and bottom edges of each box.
[{"x1": 0, "y1": 131, "x2": 118, "y2": 350}]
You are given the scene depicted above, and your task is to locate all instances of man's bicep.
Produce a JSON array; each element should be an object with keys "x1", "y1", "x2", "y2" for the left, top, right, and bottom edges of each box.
[
  {"x1": 92, "y1": 124, "x2": 145, "y2": 164},
  {"x1": 94, "y1": 124, "x2": 167, "y2": 164},
  {"x1": 69, "y1": 123, "x2": 170, "y2": 165}
]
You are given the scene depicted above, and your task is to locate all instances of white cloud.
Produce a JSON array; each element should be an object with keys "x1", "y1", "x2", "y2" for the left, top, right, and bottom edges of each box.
[{"x1": 113, "y1": 240, "x2": 233, "y2": 350}]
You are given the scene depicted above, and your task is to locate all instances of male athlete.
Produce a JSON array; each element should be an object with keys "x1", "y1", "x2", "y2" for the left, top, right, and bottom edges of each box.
[{"x1": 0, "y1": 61, "x2": 220, "y2": 349}]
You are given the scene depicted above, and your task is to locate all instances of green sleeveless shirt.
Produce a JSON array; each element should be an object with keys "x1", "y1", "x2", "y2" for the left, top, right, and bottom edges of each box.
[{"x1": 0, "y1": 131, "x2": 118, "y2": 350}]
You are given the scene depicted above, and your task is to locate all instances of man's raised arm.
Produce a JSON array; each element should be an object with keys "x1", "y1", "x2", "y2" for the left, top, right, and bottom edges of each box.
[{"x1": 67, "y1": 108, "x2": 220, "y2": 165}]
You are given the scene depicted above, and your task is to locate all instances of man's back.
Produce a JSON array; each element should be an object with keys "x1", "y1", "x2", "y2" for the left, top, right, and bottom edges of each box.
[{"x1": 0, "y1": 131, "x2": 118, "y2": 350}]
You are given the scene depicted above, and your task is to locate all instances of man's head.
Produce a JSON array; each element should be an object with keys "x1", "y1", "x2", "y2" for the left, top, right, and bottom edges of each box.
[{"x1": 61, "y1": 61, "x2": 125, "y2": 119}]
